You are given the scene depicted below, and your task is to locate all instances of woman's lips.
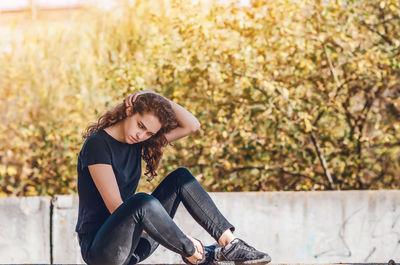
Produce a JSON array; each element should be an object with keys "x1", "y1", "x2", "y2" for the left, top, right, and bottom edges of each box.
[{"x1": 129, "y1": 135, "x2": 137, "y2": 143}]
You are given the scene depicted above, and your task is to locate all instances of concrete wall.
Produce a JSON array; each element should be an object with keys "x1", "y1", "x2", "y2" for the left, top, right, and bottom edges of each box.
[
  {"x1": 138, "y1": 191, "x2": 400, "y2": 264},
  {"x1": 52, "y1": 195, "x2": 83, "y2": 264},
  {"x1": 0, "y1": 196, "x2": 50, "y2": 263},
  {"x1": 0, "y1": 191, "x2": 399, "y2": 264}
]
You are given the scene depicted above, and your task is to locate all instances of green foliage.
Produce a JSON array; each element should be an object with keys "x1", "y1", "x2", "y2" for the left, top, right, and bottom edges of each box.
[{"x1": 0, "y1": 0, "x2": 399, "y2": 196}]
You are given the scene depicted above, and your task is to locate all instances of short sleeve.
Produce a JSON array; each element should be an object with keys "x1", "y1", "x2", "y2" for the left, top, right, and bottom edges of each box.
[{"x1": 80, "y1": 136, "x2": 112, "y2": 168}]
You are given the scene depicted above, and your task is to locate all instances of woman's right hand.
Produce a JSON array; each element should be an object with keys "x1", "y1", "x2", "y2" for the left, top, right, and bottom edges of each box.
[
  {"x1": 185, "y1": 235, "x2": 205, "y2": 264},
  {"x1": 124, "y1": 90, "x2": 155, "y2": 107}
]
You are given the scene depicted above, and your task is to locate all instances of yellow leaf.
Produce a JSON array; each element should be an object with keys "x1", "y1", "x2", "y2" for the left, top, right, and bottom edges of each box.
[
  {"x1": 304, "y1": 119, "x2": 313, "y2": 133},
  {"x1": 6, "y1": 166, "x2": 17, "y2": 176}
]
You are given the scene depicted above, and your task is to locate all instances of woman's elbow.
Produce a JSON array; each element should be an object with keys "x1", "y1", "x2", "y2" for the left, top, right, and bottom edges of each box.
[{"x1": 190, "y1": 121, "x2": 200, "y2": 133}]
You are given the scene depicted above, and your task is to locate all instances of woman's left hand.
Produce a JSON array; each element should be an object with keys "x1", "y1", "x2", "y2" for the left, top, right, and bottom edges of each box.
[
  {"x1": 124, "y1": 90, "x2": 155, "y2": 107},
  {"x1": 186, "y1": 235, "x2": 205, "y2": 264}
]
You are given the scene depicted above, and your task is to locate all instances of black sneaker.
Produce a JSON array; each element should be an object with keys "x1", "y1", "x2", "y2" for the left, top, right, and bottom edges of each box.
[
  {"x1": 215, "y1": 238, "x2": 271, "y2": 265},
  {"x1": 182, "y1": 243, "x2": 221, "y2": 265}
]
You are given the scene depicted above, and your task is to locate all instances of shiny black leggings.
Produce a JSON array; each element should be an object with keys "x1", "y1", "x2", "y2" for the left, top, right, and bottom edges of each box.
[{"x1": 78, "y1": 167, "x2": 235, "y2": 265}]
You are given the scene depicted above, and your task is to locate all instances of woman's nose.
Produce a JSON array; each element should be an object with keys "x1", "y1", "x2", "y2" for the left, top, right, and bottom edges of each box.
[{"x1": 137, "y1": 131, "x2": 144, "y2": 139}]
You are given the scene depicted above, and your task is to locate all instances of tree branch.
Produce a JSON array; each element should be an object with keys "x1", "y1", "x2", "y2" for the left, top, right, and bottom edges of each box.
[
  {"x1": 309, "y1": 132, "x2": 336, "y2": 189},
  {"x1": 360, "y1": 21, "x2": 394, "y2": 46},
  {"x1": 322, "y1": 43, "x2": 341, "y2": 90}
]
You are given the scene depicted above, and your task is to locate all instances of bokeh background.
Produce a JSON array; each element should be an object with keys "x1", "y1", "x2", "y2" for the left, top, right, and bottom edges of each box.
[{"x1": 0, "y1": 0, "x2": 399, "y2": 197}]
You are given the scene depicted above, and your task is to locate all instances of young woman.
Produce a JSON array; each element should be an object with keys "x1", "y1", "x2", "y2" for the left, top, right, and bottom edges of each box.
[{"x1": 75, "y1": 90, "x2": 271, "y2": 265}]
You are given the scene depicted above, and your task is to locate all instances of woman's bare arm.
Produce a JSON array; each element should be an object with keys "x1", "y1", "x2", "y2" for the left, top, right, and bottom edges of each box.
[
  {"x1": 88, "y1": 164, "x2": 123, "y2": 214},
  {"x1": 163, "y1": 99, "x2": 200, "y2": 143}
]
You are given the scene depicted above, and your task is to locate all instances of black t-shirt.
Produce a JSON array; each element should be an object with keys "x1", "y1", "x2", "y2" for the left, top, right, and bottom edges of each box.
[{"x1": 75, "y1": 129, "x2": 144, "y2": 234}]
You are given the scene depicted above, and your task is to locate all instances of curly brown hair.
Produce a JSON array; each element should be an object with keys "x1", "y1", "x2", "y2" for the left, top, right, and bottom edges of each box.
[{"x1": 83, "y1": 93, "x2": 179, "y2": 180}]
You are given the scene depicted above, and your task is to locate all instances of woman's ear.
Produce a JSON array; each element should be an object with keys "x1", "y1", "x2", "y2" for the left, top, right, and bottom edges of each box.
[{"x1": 125, "y1": 106, "x2": 132, "y2": 116}]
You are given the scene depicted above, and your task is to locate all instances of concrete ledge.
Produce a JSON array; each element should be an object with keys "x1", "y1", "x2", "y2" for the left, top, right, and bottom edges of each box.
[
  {"x1": 52, "y1": 195, "x2": 82, "y2": 264},
  {"x1": 1, "y1": 191, "x2": 399, "y2": 264},
  {"x1": 0, "y1": 196, "x2": 51, "y2": 263}
]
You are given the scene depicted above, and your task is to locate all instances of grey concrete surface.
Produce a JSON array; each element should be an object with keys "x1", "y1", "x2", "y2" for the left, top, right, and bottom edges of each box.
[
  {"x1": 142, "y1": 191, "x2": 400, "y2": 264},
  {"x1": 52, "y1": 195, "x2": 84, "y2": 264},
  {"x1": 1, "y1": 191, "x2": 399, "y2": 264},
  {"x1": 52, "y1": 191, "x2": 400, "y2": 264},
  {"x1": 0, "y1": 196, "x2": 51, "y2": 263}
]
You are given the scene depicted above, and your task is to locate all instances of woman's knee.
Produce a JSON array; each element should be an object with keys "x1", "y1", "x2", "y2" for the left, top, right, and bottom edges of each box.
[
  {"x1": 169, "y1": 167, "x2": 196, "y2": 184},
  {"x1": 118, "y1": 193, "x2": 162, "y2": 219},
  {"x1": 132, "y1": 193, "x2": 162, "y2": 210},
  {"x1": 173, "y1": 167, "x2": 192, "y2": 176}
]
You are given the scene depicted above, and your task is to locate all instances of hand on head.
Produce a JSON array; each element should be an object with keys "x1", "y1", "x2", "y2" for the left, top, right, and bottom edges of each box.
[{"x1": 124, "y1": 90, "x2": 155, "y2": 108}]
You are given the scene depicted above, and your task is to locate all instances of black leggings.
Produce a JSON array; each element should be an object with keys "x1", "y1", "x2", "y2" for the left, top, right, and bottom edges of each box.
[{"x1": 78, "y1": 167, "x2": 235, "y2": 265}]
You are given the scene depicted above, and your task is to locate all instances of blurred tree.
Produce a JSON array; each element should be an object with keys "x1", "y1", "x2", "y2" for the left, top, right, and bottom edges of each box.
[{"x1": 0, "y1": 0, "x2": 399, "y2": 196}]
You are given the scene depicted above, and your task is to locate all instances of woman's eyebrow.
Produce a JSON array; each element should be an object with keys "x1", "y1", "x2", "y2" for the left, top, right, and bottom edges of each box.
[{"x1": 139, "y1": 121, "x2": 156, "y2": 135}]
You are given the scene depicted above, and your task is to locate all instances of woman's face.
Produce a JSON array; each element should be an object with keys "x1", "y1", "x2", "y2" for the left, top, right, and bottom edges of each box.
[{"x1": 122, "y1": 111, "x2": 162, "y2": 144}]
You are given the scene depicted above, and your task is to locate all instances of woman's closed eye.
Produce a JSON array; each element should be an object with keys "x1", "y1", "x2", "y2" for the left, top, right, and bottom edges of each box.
[{"x1": 138, "y1": 122, "x2": 154, "y2": 136}]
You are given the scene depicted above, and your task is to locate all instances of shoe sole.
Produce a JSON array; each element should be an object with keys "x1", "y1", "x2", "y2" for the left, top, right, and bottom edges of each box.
[{"x1": 215, "y1": 255, "x2": 271, "y2": 265}]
